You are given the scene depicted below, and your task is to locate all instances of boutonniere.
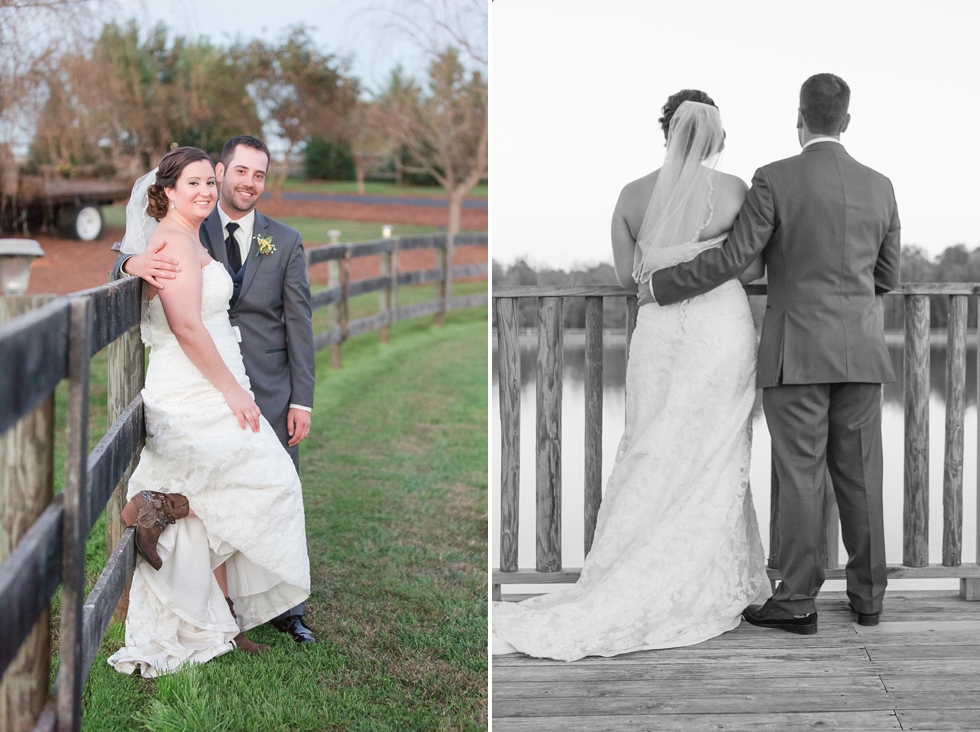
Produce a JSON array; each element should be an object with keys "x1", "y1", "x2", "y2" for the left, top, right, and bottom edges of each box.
[{"x1": 253, "y1": 234, "x2": 276, "y2": 260}]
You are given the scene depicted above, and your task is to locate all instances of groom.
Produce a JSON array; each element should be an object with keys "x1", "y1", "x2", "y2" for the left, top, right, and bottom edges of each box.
[
  {"x1": 114, "y1": 135, "x2": 318, "y2": 644},
  {"x1": 649, "y1": 74, "x2": 901, "y2": 634}
]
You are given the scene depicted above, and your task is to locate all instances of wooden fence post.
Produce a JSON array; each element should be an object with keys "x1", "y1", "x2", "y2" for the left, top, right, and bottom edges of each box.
[
  {"x1": 904, "y1": 295, "x2": 930, "y2": 567},
  {"x1": 583, "y1": 297, "x2": 603, "y2": 557},
  {"x1": 0, "y1": 295, "x2": 54, "y2": 732},
  {"x1": 964, "y1": 293, "x2": 980, "y2": 600},
  {"x1": 435, "y1": 235, "x2": 453, "y2": 327},
  {"x1": 58, "y1": 297, "x2": 91, "y2": 732},
  {"x1": 328, "y1": 258, "x2": 342, "y2": 370},
  {"x1": 496, "y1": 298, "x2": 521, "y2": 599},
  {"x1": 536, "y1": 297, "x2": 562, "y2": 573},
  {"x1": 379, "y1": 236, "x2": 396, "y2": 344},
  {"x1": 106, "y1": 320, "x2": 144, "y2": 621}
]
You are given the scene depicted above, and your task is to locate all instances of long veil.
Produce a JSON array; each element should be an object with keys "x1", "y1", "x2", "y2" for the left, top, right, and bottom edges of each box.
[
  {"x1": 119, "y1": 168, "x2": 160, "y2": 345},
  {"x1": 120, "y1": 168, "x2": 159, "y2": 256},
  {"x1": 632, "y1": 102, "x2": 726, "y2": 286}
]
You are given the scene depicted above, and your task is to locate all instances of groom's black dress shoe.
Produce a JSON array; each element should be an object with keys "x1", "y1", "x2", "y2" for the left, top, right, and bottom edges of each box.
[
  {"x1": 742, "y1": 600, "x2": 818, "y2": 635},
  {"x1": 271, "y1": 615, "x2": 317, "y2": 644},
  {"x1": 848, "y1": 604, "x2": 881, "y2": 627}
]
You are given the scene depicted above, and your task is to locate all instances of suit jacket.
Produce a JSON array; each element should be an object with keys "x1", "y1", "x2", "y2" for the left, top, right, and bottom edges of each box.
[{"x1": 649, "y1": 141, "x2": 901, "y2": 388}]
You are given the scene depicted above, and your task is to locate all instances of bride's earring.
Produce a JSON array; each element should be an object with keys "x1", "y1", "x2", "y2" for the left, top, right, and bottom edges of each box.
[{"x1": 170, "y1": 202, "x2": 175, "y2": 209}]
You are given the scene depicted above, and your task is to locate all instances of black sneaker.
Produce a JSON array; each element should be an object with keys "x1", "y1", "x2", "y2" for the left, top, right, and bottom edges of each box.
[{"x1": 742, "y1": 600, "x2": 818, "y2": 635}]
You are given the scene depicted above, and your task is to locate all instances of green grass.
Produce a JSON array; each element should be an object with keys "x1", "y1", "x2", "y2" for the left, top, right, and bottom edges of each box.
[
  {"x1": 278, "y1": 218, "x2": 443, "y2": 245},
  {"x1": 46, "y1": 306, "x2": 488, "y2": 731},
  {"x1": 283, "y1": 180, "x2": 487, "y2": 199}
]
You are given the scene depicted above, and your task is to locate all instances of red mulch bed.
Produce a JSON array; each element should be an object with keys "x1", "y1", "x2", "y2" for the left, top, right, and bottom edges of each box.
[
  {"x1": 260, "y1": 198, "x2": 487, "y2": 231},
  {"x1": 24, "y1": 226, "x2": 487, "y2": 297}
]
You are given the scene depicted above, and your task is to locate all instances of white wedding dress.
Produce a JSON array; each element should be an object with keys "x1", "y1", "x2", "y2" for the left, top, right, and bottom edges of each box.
[
  {"x1": 492, "y1": 270, "x2": 771, "y2": 662},
  {"x1": 108, "y1": 261, "x2": 311, "y2": 678}
]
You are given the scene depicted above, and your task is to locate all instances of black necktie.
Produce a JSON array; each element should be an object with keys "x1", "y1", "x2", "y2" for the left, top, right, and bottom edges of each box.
[{"x1": 225, "y1": 222, "x2": 241, "y2": 274}]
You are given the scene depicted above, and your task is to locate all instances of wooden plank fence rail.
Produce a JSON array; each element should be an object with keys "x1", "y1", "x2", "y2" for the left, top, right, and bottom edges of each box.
[
  {"x1": 0, "y1": 231, "x2": 487, "y2": 731},
  {"x1": 492, "y1": 283, "x2": 980, "y2": 603},
  {"x1": 304, "y1": 232, "x2": 488, "y2": 367}
]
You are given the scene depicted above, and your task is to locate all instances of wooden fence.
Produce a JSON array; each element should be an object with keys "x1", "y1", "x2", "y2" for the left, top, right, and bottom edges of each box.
[
  {"x1": 491, "y1": 283, "x2": 980, "y2": 602},
  {"x1": 0, "y1": 232, "x2": 487, "y2": 732}
]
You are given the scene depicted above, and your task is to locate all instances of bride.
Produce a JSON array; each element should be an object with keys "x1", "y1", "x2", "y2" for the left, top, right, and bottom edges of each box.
[
  {"x1": 107, "y1": 147, "x2": 310, "y2": 677},
  {"x1": 492, "y1": 91, "x2": 771, "y2": 661}
]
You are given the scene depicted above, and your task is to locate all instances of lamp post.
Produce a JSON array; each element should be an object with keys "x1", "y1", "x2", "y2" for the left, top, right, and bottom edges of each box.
[{"x1": 0, "y1": 239, "x2": 44, "y2": 296}]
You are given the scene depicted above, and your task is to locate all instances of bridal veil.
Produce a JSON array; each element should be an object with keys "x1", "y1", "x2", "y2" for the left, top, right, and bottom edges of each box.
[{"x1": 632, "y1": 101, "x2": 726, "y2": 285}]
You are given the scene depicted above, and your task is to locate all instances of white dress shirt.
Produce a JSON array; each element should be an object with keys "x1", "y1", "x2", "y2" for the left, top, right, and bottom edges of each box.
[
  {"x1": 802, "y1": 136, "x2": 843, "y2": 150},
  {"x1": 217, "y1": 205, "x2": 255, "y2": 265}
]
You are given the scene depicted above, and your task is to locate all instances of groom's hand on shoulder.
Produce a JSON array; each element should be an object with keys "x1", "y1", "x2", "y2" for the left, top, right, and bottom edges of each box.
[{"x1": 123, "y1": 239, "x2": 182, "y2": 288}]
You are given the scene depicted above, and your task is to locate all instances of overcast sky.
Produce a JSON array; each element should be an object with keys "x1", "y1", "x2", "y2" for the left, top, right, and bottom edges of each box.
[
  {"x1": 129, "y1": 0, "x2": 483, "y2": 94},
  {"x1": 491, "y1": 0, "x2": 980, "y2": 269}
]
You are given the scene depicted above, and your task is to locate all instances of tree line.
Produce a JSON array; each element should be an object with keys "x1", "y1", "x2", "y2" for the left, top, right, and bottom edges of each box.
[
  {"x1": 3, "y1": 8, "x2": 487, "y2": 234},
  {"x1": 493, "y1": 244, "x2": 980, "y2": 331}
]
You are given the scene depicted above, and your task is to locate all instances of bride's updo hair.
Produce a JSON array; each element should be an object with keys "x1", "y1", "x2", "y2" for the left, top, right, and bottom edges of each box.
[
  {"x1": 146, "y1": 146, "x2": 215, "y2": 221},
  {"x1": 659, "y1": 89, "x2": 717, "y2": 141}
]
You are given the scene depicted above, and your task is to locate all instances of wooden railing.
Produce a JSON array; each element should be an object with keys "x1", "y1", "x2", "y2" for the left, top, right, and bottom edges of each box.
[
  {"x1": 492, "y1": 283, "x2": 980, "y2": 602},
  {"x1": 0, "y1": 232, "x2": 487, "y2": 732},
  {"x1": 306, "y1": 232, "x2": 488, "y2": 367}
]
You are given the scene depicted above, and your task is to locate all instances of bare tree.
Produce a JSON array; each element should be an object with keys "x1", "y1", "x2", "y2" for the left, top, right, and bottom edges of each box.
[
  {"x1": 338, "y1": 99, "x2": 391, "y2": 194},
  {"x1": 378, "y1": 48, "x2": 486, "y2": 235}
]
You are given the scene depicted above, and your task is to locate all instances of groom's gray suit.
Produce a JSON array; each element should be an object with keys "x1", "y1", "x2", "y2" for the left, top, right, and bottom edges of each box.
[
  {"x1": 198, "y1": 207, "x2": 315, "y2": 471},
  {"x1": 650, "y1": 140, "x2": 901, "y2": 616}
]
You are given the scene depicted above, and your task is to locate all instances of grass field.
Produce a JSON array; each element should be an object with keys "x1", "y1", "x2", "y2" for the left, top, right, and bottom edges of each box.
[{"x1": 44, "y1": 299, "x2": 487, "y2": 730}]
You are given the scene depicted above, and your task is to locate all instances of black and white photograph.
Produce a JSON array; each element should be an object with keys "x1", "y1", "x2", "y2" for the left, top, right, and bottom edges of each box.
[{"x1": 491, "y1": 1, "x2": 980, "y2": 729}]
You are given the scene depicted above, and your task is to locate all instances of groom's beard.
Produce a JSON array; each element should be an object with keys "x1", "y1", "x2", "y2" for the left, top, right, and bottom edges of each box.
[{"x1": 220, "y1": 183, "x2": 261, "y2": 214}]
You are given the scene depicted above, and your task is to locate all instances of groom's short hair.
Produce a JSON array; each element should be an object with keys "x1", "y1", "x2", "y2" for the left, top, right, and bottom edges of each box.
[
  {"x1": 800, "y1": 74, "x2": 850, "y2": 135},
  {"x1": 221, "y1": 135, "x2": 271, "y2": 171}
]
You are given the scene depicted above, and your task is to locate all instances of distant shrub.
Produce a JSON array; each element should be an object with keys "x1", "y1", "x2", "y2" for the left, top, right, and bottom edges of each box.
[{"x1": 304, "y1": 136, "x2": 355, "y2": 181}]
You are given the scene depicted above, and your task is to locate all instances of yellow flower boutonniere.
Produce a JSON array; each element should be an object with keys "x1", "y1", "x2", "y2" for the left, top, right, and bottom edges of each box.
[{"x1": 254, "y1": 234, "x2": 276, "y2": 260}]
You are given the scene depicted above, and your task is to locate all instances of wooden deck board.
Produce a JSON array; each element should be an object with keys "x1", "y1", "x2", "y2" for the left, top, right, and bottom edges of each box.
[{"x1": 492, "y1": 591, "x2": 980, "y2": 729}]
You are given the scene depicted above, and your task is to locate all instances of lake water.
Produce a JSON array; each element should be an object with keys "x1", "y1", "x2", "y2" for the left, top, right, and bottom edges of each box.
[{"x1": 491, "y1": 335, "x2": 979, "y2": 593}]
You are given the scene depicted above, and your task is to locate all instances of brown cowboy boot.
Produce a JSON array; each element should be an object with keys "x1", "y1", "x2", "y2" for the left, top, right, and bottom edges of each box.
[
  {"x1": 225, "y1": 597, "x2": 269, "y2": 654},
  {"x1": 121, "y1": 491, "x2": 190, "y2": 570}
]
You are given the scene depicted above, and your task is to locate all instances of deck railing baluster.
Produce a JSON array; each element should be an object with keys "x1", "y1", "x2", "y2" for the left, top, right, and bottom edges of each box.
[
  {"x1": 965, "y1": 292, "x2": 980, "y2": 600},
  {"x1": 496, "y1": 299, "x2": 521, "y2": 585},
  {"x1": 584, "y1": 297, "x2": 603, "y2": 557},
  {"x1": 904, "y1": 294, "x2": 930, "y2": 567},
  {"x1": 536, "y1": 297, "x2": 563, "y2": 572},
  {"x1": 943, "y1": 295, "x2": 967, "y2": 567}
]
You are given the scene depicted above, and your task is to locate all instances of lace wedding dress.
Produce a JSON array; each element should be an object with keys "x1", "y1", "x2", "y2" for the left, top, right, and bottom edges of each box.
[
  {"x1": 108, "y1": 261, "x2": 311, "y2": 678},
  {"x1": 492, "y1": 271, "x2": 771, "y2": 662}
]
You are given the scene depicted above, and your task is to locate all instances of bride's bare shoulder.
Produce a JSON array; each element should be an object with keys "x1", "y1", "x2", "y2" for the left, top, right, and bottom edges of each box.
[
  {"x1": 615, "y1": 170, "x2": 659, "y2": 212},
  {"x1": 149, "y1": 225, "x2": 202, "y2": 259},
  {"x1": 715, "y1": 172, "x2": 749, "y2": 210}
]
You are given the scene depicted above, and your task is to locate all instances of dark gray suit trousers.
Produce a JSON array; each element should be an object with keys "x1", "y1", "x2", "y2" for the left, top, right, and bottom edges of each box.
[{"x1": 764, "y1": 382, "x2": 887, "y2": 616}]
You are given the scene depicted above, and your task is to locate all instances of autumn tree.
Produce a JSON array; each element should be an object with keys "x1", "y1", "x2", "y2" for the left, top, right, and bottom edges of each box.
[
  {"x1": 26, "y1": 20, "x2": 261, "y2": 175},
  {"x1": 239, "y1": 25, "x2": 359, "y2": 201},
  {"x1": 378, "y1": 48, "x2": 486, "y2": 235}
]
